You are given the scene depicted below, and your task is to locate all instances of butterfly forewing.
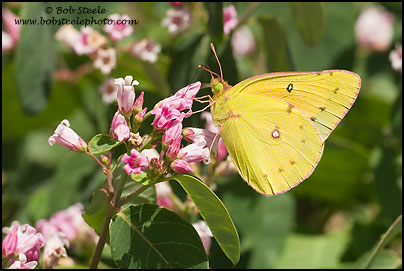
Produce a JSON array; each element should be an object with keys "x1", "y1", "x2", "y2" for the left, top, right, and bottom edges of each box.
[
  {"x1": 217, "y1": 92, "x2": 324, "y2": 195},
  {"x1": 229, "y1": 70, "x2": 361, "y2": 141}
]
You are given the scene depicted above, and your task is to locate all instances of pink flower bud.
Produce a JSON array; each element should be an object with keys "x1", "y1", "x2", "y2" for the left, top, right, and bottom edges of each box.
[
  {"x1": 171, "y1": 159, "x2": 194, "y2": 174},
  {"x1": 2, "y1": 224, "x2": 18, "y2": 257},
  {"x1": 166, "y1": 137, "x2": 181, "y2": 160},
  {"x1": 122, "y1": 149, "x2": 149, "y2": 175},
  {"x1": 134, "y1": 107, "x2": 147, "y2": 123},
  {"x1": 2, "y1": 8, "x2": 20, "y2": 45},
  {"x1": 178, "y1": 140, "x2": 210, "y2": 164},
  {"x1": 115, "y1": 75, "x2": 139, "y2": 116},
  {"x1": 223, "y1": 5, "x2": 238, "y2": 35},
  {"x1": 109, "y1": 111, "x2": 130, "y2": 142},
  {"x1": 48, "y1": 120, "x2": 87, "y2": 152},
  {"x1": 133, "y1": 91, "x2": 144, "y2": 113}
]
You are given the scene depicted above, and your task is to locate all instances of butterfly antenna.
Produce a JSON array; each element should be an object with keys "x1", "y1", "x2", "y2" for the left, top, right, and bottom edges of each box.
[
  {"x1": 210, "y1": 43, "x2": 223, "y2": 79},
  {"x1": 198, "y1": 64, "x2": 220, "y2": 79}
]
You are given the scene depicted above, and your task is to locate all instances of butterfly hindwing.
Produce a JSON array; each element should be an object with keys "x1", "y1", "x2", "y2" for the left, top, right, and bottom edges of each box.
[{"x1": 217, "y1": 92, "x2": 324, "y2": 195}]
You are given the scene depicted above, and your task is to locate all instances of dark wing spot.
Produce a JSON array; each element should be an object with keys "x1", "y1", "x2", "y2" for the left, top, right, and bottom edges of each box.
[
  {"x1": 319, "y1": 106, "x2": 326, "y2": 111},
  {"x1": 301, "y1": 139, "x2": 306, "y2": 143},
  {"x1": 264, "y1": 173, "x2": 268, "y2": 178},
  {"x1": 329, "y1": 72, "x2": 333, "y2": 76},
  {"x1": 287, "y1": 83, "x2": 293, "y2": 93},
  {"x1": 286, "y1": 104, "x2": 294, "y2": 113},
  {"x1": 278, "y1": 168, "x2": 284, "y2": 173},
  {"x1": 334, "y1": 87, "x2": 339, "y2": 94},
  {"x1": 310, "y1": 117, "x2": 316, "y2": 121},
  {"x1": 299, "y1": 124, "x2": 304, "y2": 130},
  {"x1": 290, "y1": 160, "x2": 296, "y2": 165}
]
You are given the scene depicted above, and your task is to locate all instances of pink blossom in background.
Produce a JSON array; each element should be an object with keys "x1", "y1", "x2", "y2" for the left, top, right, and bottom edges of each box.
[
  {"x1": 8, "y1": 253, "x2": 38, "y2": 269},
  {"x1": 48, "y1": 120, "x2": 87, "y2": 152},
  {"x1": 390, "y1": 43, "x2": 402, "y2": 73},
  {"x1": 122, "y1": 149, "x2": 149, "y2": 175},
  {"x1": 109, "y1": 111, "x2": 130, "y2": 142},
  {"x1": 104, "y1": 14, "x2": 134, "y2": 41},
  {"x1": 215, "y1": 155, "x2": 238, "y2": 177},
  {"x1": 161, "y1": 8, "x2": 191, "y2": 35},
  {"x1": 170, "y1": 2, "x2": 183, "y2": 8},
  {"x1": 355, "y1": 6, "x2": 394, "y2": 52},
  {"x1": 115, "y1": 75, "x2": 139, "y2": 116},
  {"x1": 192, "y1": 221, "x2": 213, "y2": 254},
  {"x1": 2, "y1": 222, "x2": 45, "y2": 263},
  {"x1": 2, "y1": 8, "x2": 20, "y2": 50},
  {"x1": 231, "y1": 26, "x2": 256, "y2": 57},
  {"x1": 155, "y1": 182, "x2": 174, "y2": 210},
  {"x1": 99, "y1": 78, "x2": 118, "y2": 104},
  {"x1": 223, "y1": 5, "x2": 238, "y2": 35},
  {"x1": 130, "y1": 39, "x2": 162, "y2": 63},
  {"x1": 93, "y1": 48, "x2": 116, "y2": 75}
]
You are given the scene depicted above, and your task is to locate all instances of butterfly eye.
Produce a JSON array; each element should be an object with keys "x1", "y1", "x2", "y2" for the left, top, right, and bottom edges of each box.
[{"x1": 214, "y1": 82, "x2": 223, "y2": 93}]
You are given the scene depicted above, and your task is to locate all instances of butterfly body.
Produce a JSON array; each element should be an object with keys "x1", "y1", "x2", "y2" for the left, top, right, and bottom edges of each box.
[{"x1": 210, "y1": 70, "x2": 361, "y2": 195}]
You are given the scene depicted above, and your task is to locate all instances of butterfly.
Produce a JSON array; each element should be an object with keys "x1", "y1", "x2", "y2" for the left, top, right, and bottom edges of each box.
[{"x1": 201, "y1": 44, "x2": 361, "y2": 196}]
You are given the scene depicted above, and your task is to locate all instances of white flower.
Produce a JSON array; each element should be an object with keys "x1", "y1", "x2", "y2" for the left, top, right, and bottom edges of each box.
[
  {"x1": 94, "y1": 48, "x2": 116, "y2": 75},
  {"x1": 161, "y1": 8, "x2": 191, "y2": 35},
  {"x1": 99, "y1": 78, "x2": 118, "y2": 104},
  {"x1": 130, "y1": 39, "x2": 162, "y2": 63},
  {"x1": 8, "y1": 254, "x2": 37, "y2": 269},
  {"x1": 231, "y1": 26, "x2": 256, "y2": 57}
]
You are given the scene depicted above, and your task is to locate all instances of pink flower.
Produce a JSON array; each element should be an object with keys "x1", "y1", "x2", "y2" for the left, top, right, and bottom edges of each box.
[
  {"x1": 48, "y1": 120, "x2": 87, "y2": 152},
  {"x1": 192, "y1": 221, "x2": 213, "y2": 255},
  {"x1": 130, "y1": 39, "x2": 161, "y2": 63},
  {"x1": 355, "y1": 6, "x2": 394, "y2": 52},
  {"x1": 2, "y1": 8, "x2": 20, "y2": 51},
  {"x1": 170, "y1": 2, "x2": 183, "y2": 8},
  {"x1": 155, "y1": 81, "x2": 201, "y2": 112},
  {"x1": 134, "y1": 91, "x2": 144, "y2": 113},
  {"x1": 104, "y1": 14, "x2": 134, "y2": 41},
  {"x1": 161, "y1": 8, "x2": 191, "y2": 35},
  {"x1": 94, "y1": 48, "x2": 116, "y2": 74},
  {"x1": 171, "y1": 159, "x2": 194, "y2": 173},
  {"x1": 2, "y1": 222, "x2": 45, "y2": 263},
  {"x1": 178, "y1": 140, "x2": 210, "y2": 164},
  {"x1": 122, "y1": 149, "x2": 149, "y2": 175},
  {"x1": 155, "y1": 182, "x2": 174, "y2": 210},
  {"x1": 201, "y1": 112, "x2": 227, "y2": 161},
  {"x1": 134, "y1": 107, "x2": 147, "y2": 123},
  {"x1": 99, "y1": 78, "x2": 118, "y2": 104},
  {"x1": 2, "y1": 224, "x2": 18, "y2": 257},
  {"x1": 390, "y1": 43, "x2": 402, "y2": 74},
  {"x1": 152, "y1": 106, "x2": 182, "y2": 130},
  {"x1": 109, "y1": 111, "x2": 130, "y2": 142},
  {"x1": 8, "y1": 254, "x2": 37, "y2": 269},
  {"x1": 223, "y1": 5, "x2": 238, "y2": 35},
  {"x1": 231, "y1": 26, "x2": 256, "y2": 56},
  {"x1": 215, "y1": 155, "x2": 238, "y2": 177},
  {"x1": 115, "y1": 75, "x2": 139, "y2": 116}
]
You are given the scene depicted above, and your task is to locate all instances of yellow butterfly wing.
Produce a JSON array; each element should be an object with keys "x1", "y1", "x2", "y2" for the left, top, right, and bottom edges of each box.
[
  {"x1": 227, "y1": 70, "x2": 361, "y2": 141},
  {"x1": 212, "y1": 91, "x2": 324, "y2": 195}
]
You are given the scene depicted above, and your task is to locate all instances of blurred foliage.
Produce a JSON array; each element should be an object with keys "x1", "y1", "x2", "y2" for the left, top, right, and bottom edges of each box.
[{"x1": 2, "y1": 2, "x2": 402, "y2": 269}]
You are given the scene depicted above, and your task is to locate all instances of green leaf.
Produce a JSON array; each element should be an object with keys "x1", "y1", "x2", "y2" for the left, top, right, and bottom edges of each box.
[
  {"x1": 290, "y1": 2, "x2": 326, "y2": 47},
  {"x1": 259, "y1": 16, "x2": 293, "y2": 72},
  {"x1": 88, "y1": 134, "x2": 121, "y2": 154},
  {"x1": 83, "y1": 189, "x2": 110, "y2": 235},
  {"x1": 205, "y1": 2, "x2": 224, "y2": 45},
  {"x1": 110, "y1": 204, "x2": 208, "y2": 269},
  {"x1": 274, "y1": 231, "x2": 350, "y2": 268},
  {"x1": 120, "y1": 178, "x2": 156, "y2": 209},
  {"x1": 15, "y1": 2, "x2": 57, "y2": 115},
  {"x1": 170, "y1": 174, "x2": 240, "y2": 265}
]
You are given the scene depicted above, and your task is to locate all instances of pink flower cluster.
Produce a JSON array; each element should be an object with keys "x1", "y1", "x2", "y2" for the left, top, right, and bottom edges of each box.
[{"x1": 2, "y1": 221, "x2": 45, "y2": 268}]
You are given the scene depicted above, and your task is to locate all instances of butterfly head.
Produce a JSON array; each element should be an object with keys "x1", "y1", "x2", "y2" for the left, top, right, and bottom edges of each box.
[{"x1": 211, "y1": 77, "x2": 231, "y2": 95}]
